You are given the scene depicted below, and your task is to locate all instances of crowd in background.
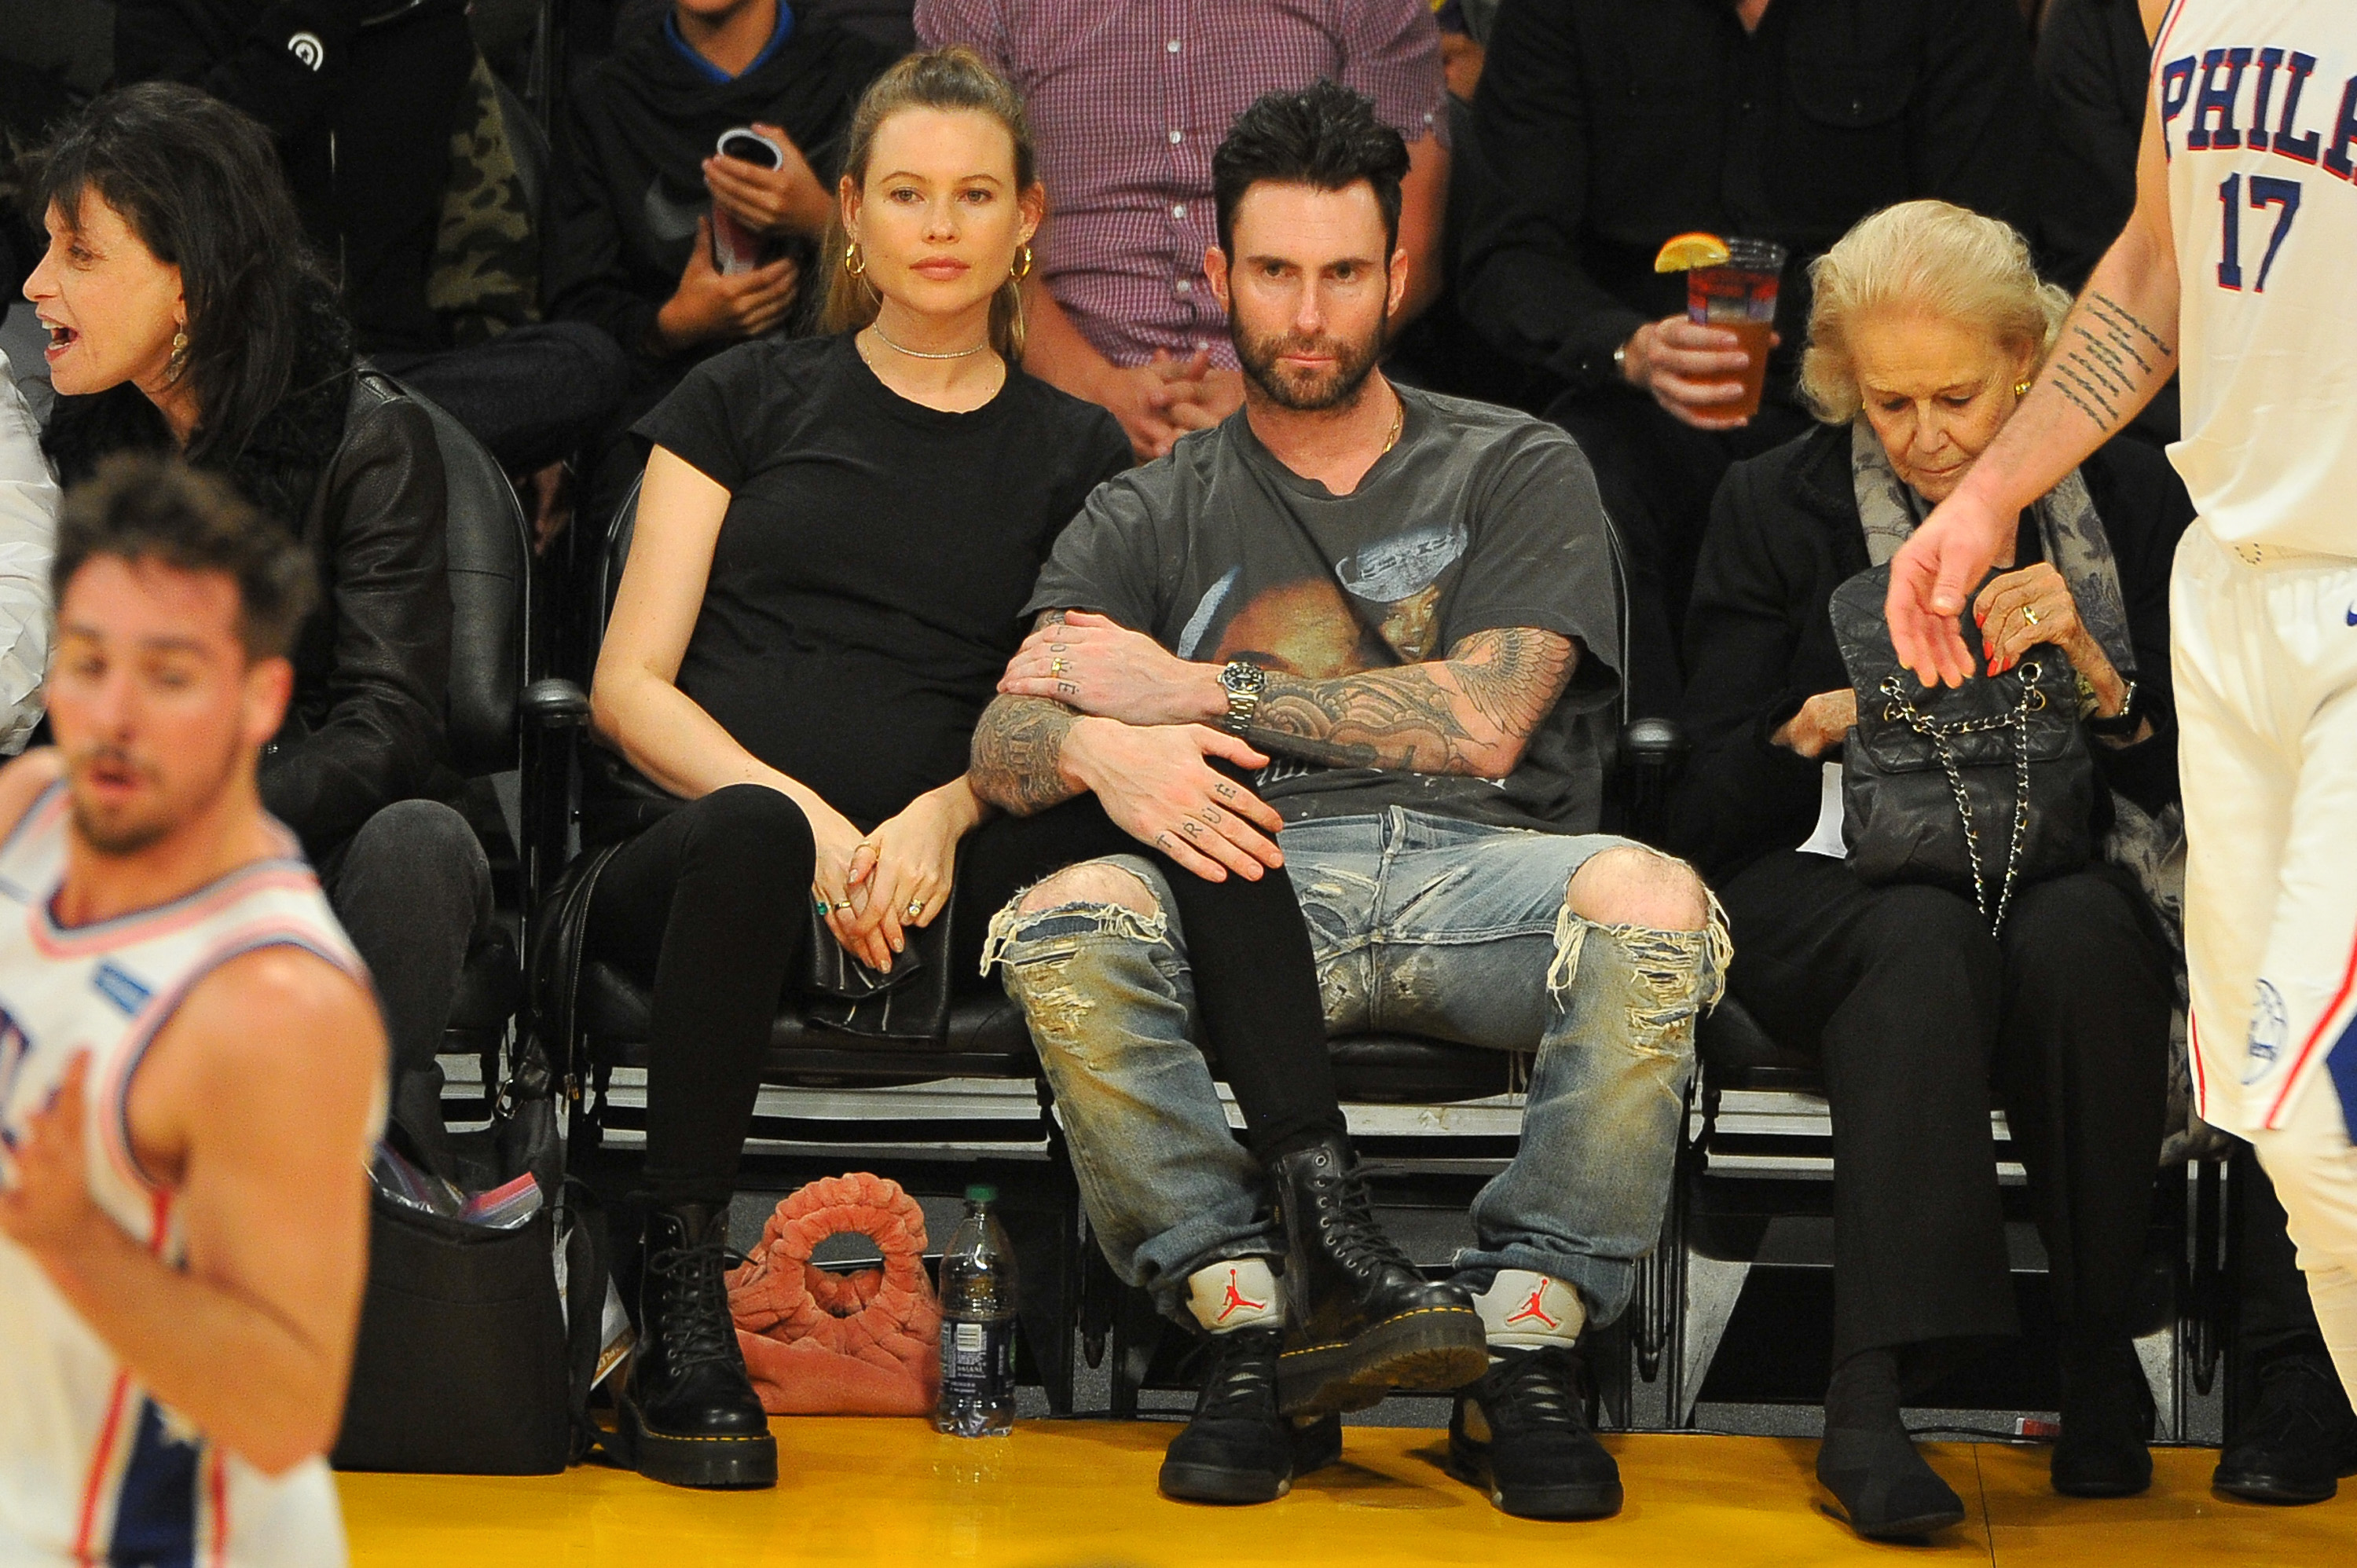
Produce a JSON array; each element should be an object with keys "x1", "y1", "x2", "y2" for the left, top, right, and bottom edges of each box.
[{"x1": 2, "y1": 0, "x2": 2354, "y2": 1532}]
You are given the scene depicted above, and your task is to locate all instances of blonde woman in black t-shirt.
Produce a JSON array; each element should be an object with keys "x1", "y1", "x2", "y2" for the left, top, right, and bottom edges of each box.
[{"x1": 581, "y1": 49, "x2": 1480, "y2": 1493}]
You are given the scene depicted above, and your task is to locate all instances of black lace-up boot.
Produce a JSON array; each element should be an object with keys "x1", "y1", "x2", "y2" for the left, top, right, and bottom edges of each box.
[
  {"x1": 1267, "y1": 1134, "x2": 1487, "y2": 1417},
  {"x1": 1448, "y1": 1345, "x2": 1622, "y2": 1519},
  {"x1": 611, "y1": 1202, "x2": 776, "y2": 1489},
  {"x1": 1159, "y1": 1327, "x2": 1344, "y2": 1504}
]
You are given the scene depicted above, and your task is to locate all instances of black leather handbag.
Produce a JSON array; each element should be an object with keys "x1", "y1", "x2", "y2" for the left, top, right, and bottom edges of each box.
[{"x1": 1829, "y1": 565, "x2": 2095, "y2": 932}]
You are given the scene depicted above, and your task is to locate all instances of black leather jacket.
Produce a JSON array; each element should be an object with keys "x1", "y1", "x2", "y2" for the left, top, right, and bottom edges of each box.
[
  {"x1": 44, "y1": 365, "x2": 452, "y2": 866},
  {"x1": 263, "y1": 370, "x2": 452, "y2": 864}
]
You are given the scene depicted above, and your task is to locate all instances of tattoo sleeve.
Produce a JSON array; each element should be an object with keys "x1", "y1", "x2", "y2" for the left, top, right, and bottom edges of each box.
[
  {"x1": 970, "y1": 612, "x2": 1084, "y2": 815},
  {"x1": 2048, "y1": 290, "x2": 2178, "y2": 435},
  {"x1": 1247, "y1": 626, "x2": 1575, "y2": 777}
]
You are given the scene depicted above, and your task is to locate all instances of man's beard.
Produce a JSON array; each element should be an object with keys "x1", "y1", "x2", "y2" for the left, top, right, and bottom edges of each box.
[
  {"x1": 66, "y1": 746, "x2": 186, "y2": 857},
  {"x1": 1232, "y1": 317, "x2": 1384, "y2": 412}
]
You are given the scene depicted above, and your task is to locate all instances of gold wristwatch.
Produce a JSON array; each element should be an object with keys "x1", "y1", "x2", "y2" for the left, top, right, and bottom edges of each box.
[{"x1": 1219, "y1": 660, "x2": 1268, "y2": 734}]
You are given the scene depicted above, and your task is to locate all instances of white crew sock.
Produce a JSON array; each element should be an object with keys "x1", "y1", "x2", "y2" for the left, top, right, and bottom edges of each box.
[
  {"x1": 1472, "y1": 1269, "x2": 1585, "y2": 1353},
  {"x1": 1186, "y1": 1258, "x2": 1283, "y2": 1333}
]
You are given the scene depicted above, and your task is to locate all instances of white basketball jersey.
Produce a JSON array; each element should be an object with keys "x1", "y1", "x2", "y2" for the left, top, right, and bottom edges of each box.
[
  {"x1": 2155, "y1": 0, "x2": 2357, "y2": 558},
  {"x1": 0, "y1": 784, "x2": 367, "y2": 1568}
]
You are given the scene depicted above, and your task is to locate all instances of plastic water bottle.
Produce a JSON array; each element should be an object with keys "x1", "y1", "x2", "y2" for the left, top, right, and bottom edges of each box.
[{"x1": 935, "y1": 1183, "x2": 1018, "y2": 1437}]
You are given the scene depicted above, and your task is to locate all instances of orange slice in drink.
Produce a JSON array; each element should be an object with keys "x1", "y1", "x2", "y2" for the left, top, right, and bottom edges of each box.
[{"x1": 1654, "y1": 232, "x2": 1732, "y2": 273}]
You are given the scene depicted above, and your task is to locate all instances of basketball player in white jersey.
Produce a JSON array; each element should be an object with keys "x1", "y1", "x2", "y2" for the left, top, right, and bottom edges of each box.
[
  {"x1": 0, "y1": 454, "x2": 383, "y2": 1566},
  {"x1": 1888, "y1": 0, "x2": 2357, "y2": 1410}
]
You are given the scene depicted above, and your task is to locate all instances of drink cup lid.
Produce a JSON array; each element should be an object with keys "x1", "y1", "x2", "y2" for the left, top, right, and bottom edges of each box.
[{"x1": 966, "y1": 1182, "x2": 998, "y2": 1203}]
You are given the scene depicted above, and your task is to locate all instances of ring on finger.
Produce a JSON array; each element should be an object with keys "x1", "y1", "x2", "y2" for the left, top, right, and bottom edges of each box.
[
  {"x1": 905, "y1": 900, "x2": 924, "y2": 920},
  {"x1": 2021, "y1": 604, "x2": 2042, "y2": 628},
  {"x1": 1050, "y1": 657, "x2": 1070, "y2": 676},
  {"x1": 813, "y1": 897, "x2": 832, "y2": 917}
]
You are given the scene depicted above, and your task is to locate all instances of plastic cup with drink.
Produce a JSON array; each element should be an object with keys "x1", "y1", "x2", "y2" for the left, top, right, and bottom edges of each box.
[{"x1": 1656, "y1": 233, "x2": 1787, "y2": 422}]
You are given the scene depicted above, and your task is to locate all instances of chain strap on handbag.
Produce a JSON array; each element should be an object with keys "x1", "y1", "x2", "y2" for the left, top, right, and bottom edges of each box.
[
  {"x1": 1829, "y1": 564, "x2": 2096, "y2": 922},
  {"x1": 1873, "y1": 661, "x2": 2048, "y2": 933}
]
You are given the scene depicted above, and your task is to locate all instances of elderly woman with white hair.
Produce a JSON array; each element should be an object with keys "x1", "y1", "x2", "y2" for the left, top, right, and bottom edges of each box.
[{"x1": 1674, "y1": 200, "x2": 2188, "y2": 1539}]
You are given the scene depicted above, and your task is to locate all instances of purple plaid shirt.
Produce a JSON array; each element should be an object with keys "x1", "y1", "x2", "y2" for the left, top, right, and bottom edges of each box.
[{"x1": 915, "y1": 0, "x2": 1446, "y2": 368}]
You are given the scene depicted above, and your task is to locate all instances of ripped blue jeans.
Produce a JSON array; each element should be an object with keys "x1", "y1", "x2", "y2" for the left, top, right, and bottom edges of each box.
[{"x1": 984, "y1": 808, "x2": 1726, "y2": 1325}]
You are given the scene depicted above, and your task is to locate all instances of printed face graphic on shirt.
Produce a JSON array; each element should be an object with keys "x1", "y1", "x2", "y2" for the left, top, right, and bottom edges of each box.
[{"x1": 1204, "y1": 519, "x2": 1471, "y2": 673}]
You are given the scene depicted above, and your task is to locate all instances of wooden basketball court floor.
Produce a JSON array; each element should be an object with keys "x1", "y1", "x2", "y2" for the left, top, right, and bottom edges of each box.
[{"x1": 339, "y1": 1418, "x2": 2357, "y2": 1566}]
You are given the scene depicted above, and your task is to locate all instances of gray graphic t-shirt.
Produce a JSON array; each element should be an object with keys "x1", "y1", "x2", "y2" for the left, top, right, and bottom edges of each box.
[{"x1": 1024, "y1": 387, "x2": 1622, "y2": 831}]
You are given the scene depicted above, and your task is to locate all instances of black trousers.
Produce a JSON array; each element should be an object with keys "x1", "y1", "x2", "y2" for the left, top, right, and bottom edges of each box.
[
  {"x1": 370, "y1": 321, "x2": 630, "y2": 473},
  {"x1": 1721, "y1": 851, "x2": 2173, "y2": 1362},
  {"x1": 586, "y1": 784, "x2": 1342, "y2": 1206},
  {"x1": 1545, "y1": 384, "x2": 1811, "y2": 720},
  {"x1": 323, "y1": 799, "x2": 493, "y2": 1175}
]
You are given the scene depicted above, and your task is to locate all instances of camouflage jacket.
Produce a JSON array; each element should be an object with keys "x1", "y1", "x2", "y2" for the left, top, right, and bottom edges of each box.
[{"x1": 430, "y1": 53, "x2": 540, "y2": 346}]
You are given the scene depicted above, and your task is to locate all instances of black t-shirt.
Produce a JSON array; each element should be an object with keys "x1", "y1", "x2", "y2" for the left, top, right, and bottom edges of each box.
[
  {"x1": 1025, "y1": 387, "x2": 1623, "y2": 831},
  {"x1": 633, "y1": 332, "x2": 1131, "y2": 827}
]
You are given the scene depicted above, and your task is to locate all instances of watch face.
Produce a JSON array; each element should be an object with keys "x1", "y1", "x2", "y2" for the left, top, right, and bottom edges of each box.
[{"x1": 1222, "y1": 661, "x2": 1266, "y2": 695}]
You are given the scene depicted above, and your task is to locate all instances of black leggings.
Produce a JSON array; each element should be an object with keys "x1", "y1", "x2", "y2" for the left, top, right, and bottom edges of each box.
[{"x1": 585, "y1": 783, "x2": 1342, "y2": 1205}]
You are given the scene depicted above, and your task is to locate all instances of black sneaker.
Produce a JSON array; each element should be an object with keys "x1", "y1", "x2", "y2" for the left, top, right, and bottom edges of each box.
[
  {"x1": 1446, "y1": 1346, "x2": 1622, "y2": 1519},
  {"x1": 1160, "y1": 1328, "x2": 1340, "y2": 1504},
  {"x1": 2214, "y1": 1355, "x2": 2357, "y2": 1505}
]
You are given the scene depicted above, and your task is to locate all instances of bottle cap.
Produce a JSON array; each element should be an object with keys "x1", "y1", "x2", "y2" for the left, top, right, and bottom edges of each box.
[{"x1": 965, "y1": 1182, "x2": 998, "y2": 1204}]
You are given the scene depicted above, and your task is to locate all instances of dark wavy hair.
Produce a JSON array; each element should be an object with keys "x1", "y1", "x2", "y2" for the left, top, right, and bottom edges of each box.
[
  {"x1": 1211, "y1": 80, "x2": 1410, "y2": 261},
  {"x1": 22, "y1": 83, "x2": 352, "y2": 512}
]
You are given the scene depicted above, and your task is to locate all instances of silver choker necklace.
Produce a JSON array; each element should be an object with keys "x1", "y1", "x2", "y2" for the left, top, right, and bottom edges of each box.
[{"x1": 869, "y1": 321, "x2": 990, "y2": 360}]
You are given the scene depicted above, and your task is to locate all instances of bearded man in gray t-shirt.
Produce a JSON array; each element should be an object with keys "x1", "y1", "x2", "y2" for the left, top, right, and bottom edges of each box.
[{"x1": 970, "y1": 84, "x2": 1728, "y2": 1520}]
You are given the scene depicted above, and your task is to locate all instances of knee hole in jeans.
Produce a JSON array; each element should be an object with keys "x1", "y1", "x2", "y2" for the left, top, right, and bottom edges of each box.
[
  {"x1": 1015, "y1": 861, "x2": 1162, "y2": 918},
  {"x1": 1565, "y1": 844, "x2": 1709, "y2": 932}
]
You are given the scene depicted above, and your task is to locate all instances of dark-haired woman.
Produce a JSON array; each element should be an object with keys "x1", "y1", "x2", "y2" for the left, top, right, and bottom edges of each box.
[
  {"x1": 581, "y1": 46, "x2": 1479, "y2": 1492},
  {"x1": 25, "y1": 82, "x2": 492, "y2": 1174}
]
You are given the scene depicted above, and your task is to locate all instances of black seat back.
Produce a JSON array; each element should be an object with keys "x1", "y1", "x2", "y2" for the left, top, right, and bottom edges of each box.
[{"x1": 394, "y1": 376, "x2": 530, "y2": 778}]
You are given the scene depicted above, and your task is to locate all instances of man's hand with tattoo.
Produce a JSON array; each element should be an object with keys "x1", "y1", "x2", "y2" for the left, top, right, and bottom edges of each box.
[
  {"x1": 969, "y1": 690, "x2": 1288, "y2": 882},
  {"x1": 1062, "y1": 719, "x2": 1288, "y2": 882},
  {"x1": 999, "y1": 610, "x2": 1226, "y2": 724},
  {"x1": 1887, "y1": 73, "x2": 2183, "y2": 687}
]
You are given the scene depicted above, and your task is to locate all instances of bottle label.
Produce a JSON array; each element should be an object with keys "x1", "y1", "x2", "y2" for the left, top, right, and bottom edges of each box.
[{"x1": 939, "y1": 1317, "x2": 1015, "y2": 1405}]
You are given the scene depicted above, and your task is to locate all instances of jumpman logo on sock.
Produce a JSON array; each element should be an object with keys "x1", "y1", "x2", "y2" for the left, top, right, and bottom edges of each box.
[
  {"x1": 1215, "y1": 1267, "x2": 1268, "y2": 1323},
  {"x1": 1502, "y1": 1281, "x2": 1560, "y2": 1330}
]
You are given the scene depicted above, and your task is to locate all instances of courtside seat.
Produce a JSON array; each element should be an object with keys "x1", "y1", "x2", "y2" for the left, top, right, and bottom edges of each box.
[
  {"x1": 574, "y1": 962, "x2": 1036, "y2": 1084},
  {"x1": 536, "y1": 480, "x2": 1677, "y2": 1417},
  {"x1": 383, "y1": 374, "x2": 540, "y2": 1125}
]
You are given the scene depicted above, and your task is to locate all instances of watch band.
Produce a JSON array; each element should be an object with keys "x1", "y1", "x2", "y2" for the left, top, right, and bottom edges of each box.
[{"x1": 1219, "y1": 660, "x2": 1266, "y2": 735}]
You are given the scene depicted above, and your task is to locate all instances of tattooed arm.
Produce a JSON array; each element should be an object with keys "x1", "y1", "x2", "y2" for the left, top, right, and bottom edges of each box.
[
  {"x1": 972, "y1": 614, "x2": 1290, "y2": 881},
  {"x1": 1248, "y1": 626, "x2": 1577, "y2": 779},
  {"x1": 1886, "y1": 67, "x2": 2180, "y2": 686},
  {"x1": 995, "y1": 610, "x2": 1578, "y2": 781},
  {"x1": 970, "y1": 693, "x2": 1084, "y2": 815}
]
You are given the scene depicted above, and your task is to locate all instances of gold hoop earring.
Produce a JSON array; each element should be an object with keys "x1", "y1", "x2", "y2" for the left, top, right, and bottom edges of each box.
[
  {"x1": 165, "y1": 329, "x2": 189, "y2": 384},
  {"x1": 2013, "y1": 378, "x2": 2033, "y2": 398},
  {"x1": 1010, "y1": 242, "x2": 1033, "y2": 282},
  {"x1": 844, "y1": 240, "x2": 866, "y2": 277}
]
